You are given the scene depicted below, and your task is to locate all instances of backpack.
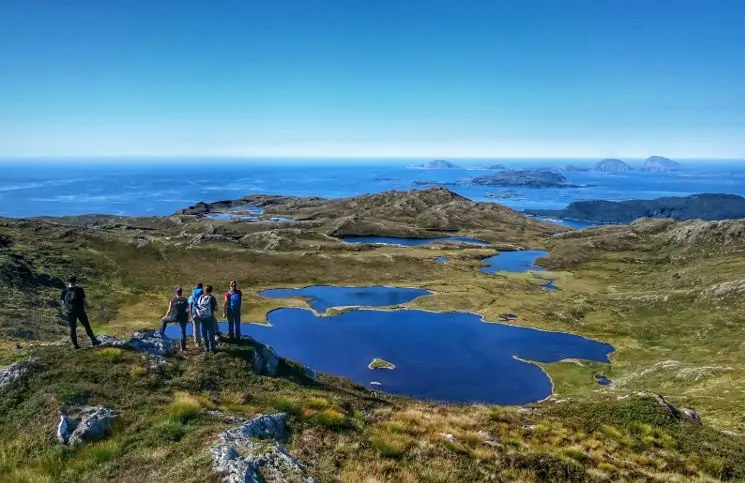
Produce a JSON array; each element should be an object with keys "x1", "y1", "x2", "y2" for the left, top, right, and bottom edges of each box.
[
  {"x1": 190, "y1": 288, "x2": 203, "y2": 315},
  {"x1": 172, "y1": 297, "x2": 189, "y2": 319},
  {"x1": 195, "y1": 294, "x2": 213, "y2": 320},
  {"x1": 227, "y1": 290, "x2": 242, "y2": 311},
  {"x1": 64, "y1": 287, "x2": 82, "y2": 310}
]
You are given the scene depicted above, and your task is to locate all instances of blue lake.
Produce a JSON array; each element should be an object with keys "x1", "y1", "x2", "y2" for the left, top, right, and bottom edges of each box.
[
  {"x1": 258, "y1": 285, "x2": 432, "y2": 313},
  {"x1": 343, "y1": 236, "x2": 490, "y2": 246},
  {"x1": 167, "y1": 308, "x2": 614, "y2": 404},
  {"x1": 481, "y1": 250, "x2": 549, "y2": 274}
]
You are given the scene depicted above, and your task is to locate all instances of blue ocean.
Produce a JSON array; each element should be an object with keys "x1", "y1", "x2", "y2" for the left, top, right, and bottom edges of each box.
[{"x1": 2, "y1": 158, "x2": 745, "y2": 218}]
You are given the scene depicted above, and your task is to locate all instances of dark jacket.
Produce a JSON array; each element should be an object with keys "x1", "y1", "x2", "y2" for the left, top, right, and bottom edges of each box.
[{"x1": 61, "y1": 286, "x2": 86, "y2": 313}]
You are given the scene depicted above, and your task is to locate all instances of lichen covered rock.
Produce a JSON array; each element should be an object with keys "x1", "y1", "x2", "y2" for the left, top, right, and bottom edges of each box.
[
  {"x1": 125, "y1": 329, "x2": 174, "y2": 357},
  {"x1": 211, "y1": 413, "x2": 314, "y2": 482}
]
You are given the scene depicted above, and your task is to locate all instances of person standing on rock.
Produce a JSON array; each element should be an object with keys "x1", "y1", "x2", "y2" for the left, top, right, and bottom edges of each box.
[
  {"x1": 195, "y1": 285, "x2": 219, "y2": 353},
  {"x1": 60, "y1": 276, "x2": 100, "y2": 349},
  {"x1": 160, "y1": 287, "x2": 190, "y2": 351},
  {"x1": 224, "y1": 280, "x2": 243, "y2": 340},
  {"x1": 188, "y1": 282, "x2": 204, "y2": 346}
]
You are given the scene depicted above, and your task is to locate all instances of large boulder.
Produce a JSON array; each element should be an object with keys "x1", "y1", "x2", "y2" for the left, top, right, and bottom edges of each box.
[
  {"x1": 57, "y1": 406, "x2": 117, "y2": 445},
  {"x1": 0, "y1": 357, "x2": 40, "y2": 391},
  {"x1": 211, "y1": 413, "x2": 313, "y2": 483},
  {"x1": 638, "y1": 392, "x2": 702, "y2": 423},
  {"x1": 125, "y1": 330, "x2": 175, "y2": 357}
]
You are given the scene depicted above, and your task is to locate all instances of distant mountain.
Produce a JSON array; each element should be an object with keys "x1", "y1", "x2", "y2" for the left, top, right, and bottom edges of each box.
[
  {"x1": 594, "y1": 159, "x2": 633, "y2": 172},
  {"x1": 642, "y1": 156, "x2": 682, "y2": 172},
  {"x1": 468, "y1": 170, "x2": 575, "y2": 188},
  {"x1": 527, "y1": 193, "x2": 745, "y2": 224},
  {"x1": 411, "y1": 160, "x2": 463, "y2": 169}
]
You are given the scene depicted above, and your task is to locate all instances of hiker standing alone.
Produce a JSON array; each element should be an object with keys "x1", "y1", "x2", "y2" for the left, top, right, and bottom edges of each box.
[
  {"x1": 60, "y1": 276, "x2": 99, "y2": 349},
  {"x1": 224, "y1": 280, "x2": 242, "y2": 340},
  {"x1": 195, "y1": 285, "x2": 219, "y2": 353},
  {"x1": 188, "y1": 282, "x2": 204, "y2": 346}
]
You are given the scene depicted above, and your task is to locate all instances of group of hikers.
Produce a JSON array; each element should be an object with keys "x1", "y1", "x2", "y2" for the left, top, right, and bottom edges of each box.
[{"x1": 61, "y1": 276, "x2": 243, "y2": 353}]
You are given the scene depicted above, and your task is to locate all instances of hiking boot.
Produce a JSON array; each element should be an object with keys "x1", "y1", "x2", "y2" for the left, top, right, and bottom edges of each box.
[{"x1": 91, "y1": 338, "x2": 101, "y2": 347}]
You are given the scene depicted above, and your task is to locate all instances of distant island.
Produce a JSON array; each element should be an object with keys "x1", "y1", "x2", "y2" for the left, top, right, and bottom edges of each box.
[
  {"x1": 641, "y1": 156, "x2": 682, "y2": 172},
  {"x1": 482, "y1": 164, "x2": 507, "y2": 170},
  {"x1": 527, "y1": 193, "x2": 745, "y2": 224},
  {"x1": 468, "y1": 170, "x2": 577, "y2": 188},
  {"x1": 593, "y1": 159, "x2": 633, "y2": 172},
  {"x1": 411, "y1": 160, "x2": 463, "y2": 169},
  {"x1": 554, "y1": 164, "x2": 590, "y2": 173}
]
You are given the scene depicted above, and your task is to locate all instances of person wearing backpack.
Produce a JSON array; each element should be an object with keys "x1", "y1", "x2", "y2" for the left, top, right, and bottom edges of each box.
[
  {"x1": 188, "y1": 282, "x2": 204, "y2": 346},
  {"x1": 60, "y1": 276, "x2": 100, "y2": 349},
  {"x1": 195, "y1": 285, "x2": 219, "y2": 353},
  {"x1": 160, "y1": 287, "x2": 190, "y2": 351},
  {"x1": 224, "y1": 280, "x2": 243, "y2": 340}
]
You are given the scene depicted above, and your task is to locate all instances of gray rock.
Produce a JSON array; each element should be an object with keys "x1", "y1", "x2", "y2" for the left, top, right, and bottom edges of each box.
[
  {"x1": 96, "y1": 335, "x2": 124, "y2": 347},
  {"x1": 57, "y1": 406, "x2": 117, "y2": 445},
  {"x1": 0, "y1": 357, "x2": 40, "y2": 391},
  {"x1": 251, "y1": 343, "x2": 281, "y2": 377},
  {"x1": 211, "y1": 413, "x2": 313, "y2": 483},
  {"x1": 125, "y1": 330, "x2": 174, "y2": 357}
]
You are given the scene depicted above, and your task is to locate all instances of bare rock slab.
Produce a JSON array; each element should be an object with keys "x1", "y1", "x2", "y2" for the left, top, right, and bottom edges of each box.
[{"x1": 211, "y1": 413, "x2": 314, "y2": 483}]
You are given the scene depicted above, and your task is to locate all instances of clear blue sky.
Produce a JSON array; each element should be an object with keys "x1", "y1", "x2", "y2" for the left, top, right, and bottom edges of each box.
[{"x1": 1, "y1": 0, "x2": 743, "y2": 158}]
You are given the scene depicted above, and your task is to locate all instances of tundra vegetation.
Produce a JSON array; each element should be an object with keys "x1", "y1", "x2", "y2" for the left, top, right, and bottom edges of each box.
[{"x1": 1, "y1": 188, "x2": 744, "y2": 482}]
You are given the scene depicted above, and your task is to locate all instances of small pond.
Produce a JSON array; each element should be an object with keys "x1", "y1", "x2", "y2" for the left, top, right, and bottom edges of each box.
[
  {"x1": 259, "y1": 285, "x2": 431, "y2": 313},
  {"x1": 205, "y1": 213, "x2": 259, "y2": 222},
  {"x1": 435, "y1": 257, "x2": 449, "y2": 263},
  {"x1": 342, "y1": 236, "x2": 490, "y2": 247},
  {"x1": 595, "y1": 374, "x2": 612, "y2": 386},
  {"x1": 480, "y1": 250, "x2": 549, "y2": 274},
  {"x1": 166, "y1": 308, "x2": 613, "y2": 405}
]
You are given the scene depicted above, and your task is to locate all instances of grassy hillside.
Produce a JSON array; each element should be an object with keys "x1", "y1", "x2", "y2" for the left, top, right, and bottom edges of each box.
[{"x1": 2, "y1": 191, "x2": 745, "y2": 481}]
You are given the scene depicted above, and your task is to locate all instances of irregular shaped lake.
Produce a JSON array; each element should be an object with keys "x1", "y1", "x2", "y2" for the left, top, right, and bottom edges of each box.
[
  {"x1": 481, "y1": 250, "x2": 549, "y2": 274},
  {"x1": 166, "y1": 309, "x2": 614, "y2": 405},
  {"x1": 342, "y1": 236, "x2": 490, "y2": 246},
  {"x1": 259, "y1": 285, "x2": 432, "y2": 313}
]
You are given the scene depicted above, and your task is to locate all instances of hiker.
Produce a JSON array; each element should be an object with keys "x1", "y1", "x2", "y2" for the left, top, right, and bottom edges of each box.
[
  {"x1": 60, "y1": 276, "x2": 99, "y2": 349},
  {"x1": 161, "y1": 287, "x2": 190, "y2": 351},
  {"x1": 224, "y1": 280, "x2": 243, "y2": 340},
  {"x1": 195, "y1": 285, "x2": 219, "y2": 353},
  {"x1": 188, "y1": 282, "x2": 204, "y2": 346}
]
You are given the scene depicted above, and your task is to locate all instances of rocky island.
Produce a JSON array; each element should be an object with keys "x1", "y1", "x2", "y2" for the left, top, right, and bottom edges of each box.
[
  {"x1": 642, "y1": 155, "x2": 683, "y2": 172},
  {"x1": 593, "y1": 158, "x2": 633, "y2": 172},
  {"x1": 2, "y1": 187, "x2": 745, "y2": 481},
  {"x1": 468, "y1": 170, "x2": 577, "y2": 188},
  {"x1": 528, "y1": 193, "x2": 745, "y2": 224},
  {"x1": 368, "y1": 358, "x2": 396, "y2": 370}
]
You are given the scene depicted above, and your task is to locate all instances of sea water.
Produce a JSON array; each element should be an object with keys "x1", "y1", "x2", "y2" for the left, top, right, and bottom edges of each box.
[{"x1": 2, "y1": 158, "x2": 744, "y2": 218}]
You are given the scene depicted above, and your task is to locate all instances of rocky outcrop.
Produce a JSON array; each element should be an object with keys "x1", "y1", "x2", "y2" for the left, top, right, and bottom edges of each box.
[
  {"x1": 642, "y1": 156, "x2": 682, "y2": 172},
  {"x1": 0, "y1": 357, "x2": 40, "y2": 390},
  {"x1": 593, "y1": 159, "x2": 632, "y2": 172},
  {"x1": 211, "y1": 413, "x2": 313, "y2": 483},
  {"x1": 252, "y1": 342, "x2": 281, "y2": 377},
  {"x1": 528, "y1": 194, "x2": 745, "y2": 224},
  {"x1": 124, "y1": 330, "x2": 175, "y2": 358},
  {"x1": 57, "y1": 406, "x2": 117, "y2": 445},
  {"x1": 468, "y1": 170, "x2": 575, "y2": 188}
]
